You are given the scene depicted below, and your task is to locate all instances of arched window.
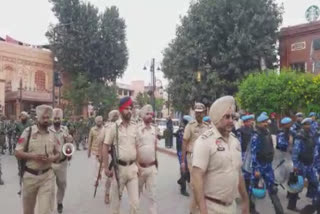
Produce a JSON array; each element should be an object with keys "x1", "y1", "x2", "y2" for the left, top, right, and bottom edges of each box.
[{"x1": 35, "y1": 71, "x2": 46, "y2": 90}]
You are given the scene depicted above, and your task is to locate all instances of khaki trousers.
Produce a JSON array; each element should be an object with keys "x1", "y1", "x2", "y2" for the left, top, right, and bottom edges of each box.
[
  {"x1": 110, "y1": 163, "x2": 139, "y2": 214},
  {"x1": 91, "y1": 156, "x2": 110, "y2": 196},
  {"x1": 52, "y1": 160, "x2": 68, "y2": 204},
  {"x1": 203, "y1": 200, "x2": 236, "y2": 214},
  {"x1": 138, "y1": 165, "x2": 157, "y2": 214},
  {"x1": 187, "y1": 153, "x2": 198, "y2": 214},
  {"x1": 22, "y1": 170, "x2": 55, "y2": 214}
]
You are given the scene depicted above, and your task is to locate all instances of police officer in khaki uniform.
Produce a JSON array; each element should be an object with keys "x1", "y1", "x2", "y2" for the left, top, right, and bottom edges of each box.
[
  {"x1": 192, "y1": 96, "x2": 249, "y2": 214},
  {"x1": 137, "y1": 104, "x2": 158, "y2": 214},
  {"x1": 50, "y1": 108, "x2": 72, "y2": 213},
  {"x1": 101, "y1": 110, "x2": 120, "y2": 204},
  {"x1": 88, "y1": 116, "x2": 105, "y2": 187},
  {"x1": 181, "y1": 102, "x2": 210, "y2": 214},
  {"x1": 102, "y1": 97, "x2": 140, "y2": 214},
  {"x1": 15, "y1": 105, "x2": 60, "y2": 214}
]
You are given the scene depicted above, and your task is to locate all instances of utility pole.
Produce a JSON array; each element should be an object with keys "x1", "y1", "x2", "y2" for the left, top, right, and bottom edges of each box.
[{"x1": 150, "y1": 58, "x2": 156, "y2": 116}]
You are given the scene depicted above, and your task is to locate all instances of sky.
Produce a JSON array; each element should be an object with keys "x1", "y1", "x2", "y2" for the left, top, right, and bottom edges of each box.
[{"x1": 0, "y1": 0, "x2": 318, "y2": 86}]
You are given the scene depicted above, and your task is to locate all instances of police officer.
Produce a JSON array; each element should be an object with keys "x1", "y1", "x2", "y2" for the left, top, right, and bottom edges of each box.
[
  {"x1": 15, "y1": 111, "x2": 32, "y2": 142},
  {"x1": 102, "y1": 110, "x2": 120, "y2": 204},
  {"x1": 290, "y1": 112, "x2": 303, "y2": 140},
  {"x1": 291, "y1": 118, "x2": 320, "y2": 213},
  {"x1": 181, "y1": 102, "x2": 210, "y2": 214},
  {"x1": 176, "y1": 115, "x2": 192, "y2": 197},
  {"x1": 103, "y1": 96, "x2": 140, "y2": 214},
  {"x1": 276, "y1": 117, "x2": 293, "y2": 153},
  {"x1": 192, "y1": 96, "x2": 249, "y2": 214},
  {"x1": 250, "y1": 113, "x2": 284, "y2": 214},
  {"x1": 137, "y1": 104, "x2": 159, "y2": 214},
  {"x1": 50, "y1": 108, "x2": 72, "y2": 213},
  {"x1": 236, "y1": 114, "x2": 257, "y2": 214},
  {"x1": 15, "y1": 105, "x2": 60, "y2": 214},
  {"x1": 88, "y1": 116, "x2": 105, "y2": 189},
  {"x1": 310, "y1": 112, "x2": 319, "y2": 137}
]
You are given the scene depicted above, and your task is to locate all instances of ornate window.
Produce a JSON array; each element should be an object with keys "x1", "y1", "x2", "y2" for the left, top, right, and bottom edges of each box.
[{"x1": 35, "y1": 71, "x2": 46, "y2": 90}]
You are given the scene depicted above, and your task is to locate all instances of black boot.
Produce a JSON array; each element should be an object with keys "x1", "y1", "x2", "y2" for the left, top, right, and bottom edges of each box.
[
  {"x1": 287, "y1": 192, "x2": 299, "y2": 212},
  {"x1": 0, "y1": 175, "x2": 4, "y2": 185},
  {"x1": 57, "y1": 203, "x2": 63, "y2": 213},
  {"x1": 269, "y1": 193, "x2": 284, "y2": 214}
]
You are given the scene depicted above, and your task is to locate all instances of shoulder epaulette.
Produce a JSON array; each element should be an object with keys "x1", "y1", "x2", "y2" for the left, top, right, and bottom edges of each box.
[
  {"x1": 189, "y1": 120, "x2": 196, "y2": 124},
  {"x1": 201, "y1": 129, "x2": 214, "y2": 139}
]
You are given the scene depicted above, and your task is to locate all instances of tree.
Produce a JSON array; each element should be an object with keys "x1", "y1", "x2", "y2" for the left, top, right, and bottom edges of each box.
[
  {"x1": 47, "y1": 0, "x2": 128, "y2": 82},
  {"x1": 237, "y1": 70, "x2": 320, "y2": 115},
  {"x1": 162, "y1": 0, "x2": 283, "y2": 111}
]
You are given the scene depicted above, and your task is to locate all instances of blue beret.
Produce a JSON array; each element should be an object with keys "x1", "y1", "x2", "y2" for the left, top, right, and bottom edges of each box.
[
  {"x1": 241, "y1": 114, "x2": 254, "y2": 121},
  {"x1": 309, "y1": 112, "x2": 316, "y2": 117},
  {"x1": 302, "y1": 118, "x2": 312, "y2": 125},
  {"x1": 281, "y1": 117, "x2": 292, "y2": 125},
  {"x1": 183, "y1": 115, "x2": 193, "y2": 122},
  {"x1": 257, "y1": 113, "x2": 269, "y2": 123},
  {"x1": 261, "y1": 112, "x2": 268, "y2": 116},
  {"x1": 203, "y1": 116, "x2": 210, "y2": 122}
]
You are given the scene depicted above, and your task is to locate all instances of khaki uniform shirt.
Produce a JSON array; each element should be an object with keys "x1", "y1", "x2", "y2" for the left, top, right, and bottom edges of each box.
[
  {"x1": 192, "y1": 126, "x2": 242, "y2": 204},
  {"x1": 183, "y1": 120, "x2": 210, "y2": 153},
  {"x1": 16, "y1": 125, "x2": 59, "y2": 170},
  {"x1": 49, "y1": 125, "x2": 70, "y2": 161},
  {"x1": 137, "y1": 123, "x2": 157, "y2": 163},
  {"x1": 88, "y1": 125, "x2": 105, "y2": 155},
  {"x1": 104, "y1": 119, "x2": 138, "y2": 162}
]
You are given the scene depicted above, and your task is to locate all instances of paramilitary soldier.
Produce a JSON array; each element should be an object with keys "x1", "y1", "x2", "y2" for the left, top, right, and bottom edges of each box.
[
  {"x1": 50, "y1": 108, "x2": 73, "y2": 213},
  {"x1": 291, "y1": 118, "x2": 320, "y2": 214},
  {"x1": 103, "y1": 96, "x2": 140, "y2": 214},
  {"x1": 0, "y1": 115, "x2": 6, "y2": 154},
  {"x1": 6, "y1": 117, "x2": 16, "y2": 155},
  {"x1": 137, "y1": 104, "x2": 159, "y2": 214},
  {"x1": 192, "y1": 96, "x2": 249, "y2": 214},
  {"x1": 15, "y1": 105, "x2": 60, "y2": 214},
  {"x1": 290, "y1": 112, "x2": 303, "y2": 140},
  {"x1": 236, "y1": 114, "x2": 257, "y2": 213},
  {"x1": 250, "y1": 113, "x2": 284, "y2": 214},
  {"x1": 181, "y1": 103, "x2": 210, "y2": 214}
]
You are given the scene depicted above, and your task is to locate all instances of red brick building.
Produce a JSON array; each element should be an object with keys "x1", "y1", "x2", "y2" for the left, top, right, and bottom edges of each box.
[{"x1": 280, "y1": 21, "x2": 320, "y2": 73}]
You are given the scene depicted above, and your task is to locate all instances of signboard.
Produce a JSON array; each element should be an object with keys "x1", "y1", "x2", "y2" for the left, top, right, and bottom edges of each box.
[
  {"x1": 306, "y1": 5, "x2": 320, "y2": 22},
  {"x1": 291, "y1": 41, "x2": 306, "y2": 51}
]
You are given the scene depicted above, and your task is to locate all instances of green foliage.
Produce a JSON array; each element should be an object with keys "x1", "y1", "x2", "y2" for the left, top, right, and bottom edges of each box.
[
  {"x1": 47, "y1": 0, "x2": 128, "y2": 82},
  {"x1": 162, "y1": 0, "x2": 282, "y2": 112},
  {"x1": 63, "y1": 74, "x2": 118, "y2": 117},
  {"x1": 237, "y1": 69, "x2": 320, "y2": 115},
  {"x1": 135, "y1": 92, "x2": 165, "y2": 113}
]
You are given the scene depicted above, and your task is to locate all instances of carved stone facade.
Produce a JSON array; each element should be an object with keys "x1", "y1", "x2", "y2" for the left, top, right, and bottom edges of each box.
[{"x1": 0, "y1": 41, "x2": 53, "y2": 118}]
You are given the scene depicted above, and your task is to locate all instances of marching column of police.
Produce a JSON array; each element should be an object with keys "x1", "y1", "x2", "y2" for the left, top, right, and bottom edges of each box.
[{"x1": 1, "y1": 95, "x2": 320, "y2": 214}]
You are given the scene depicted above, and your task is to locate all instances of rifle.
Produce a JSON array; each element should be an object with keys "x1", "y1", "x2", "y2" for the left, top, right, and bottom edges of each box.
[
  {"x1": 18, "y1": 126, "x2": 32, "y2": 196},
  {"x1": 110, "y1": 124, "x2": 121, "y2": 200},
  {"x1": 93, "y1": 159, "x2": 103, "y2": 198}
]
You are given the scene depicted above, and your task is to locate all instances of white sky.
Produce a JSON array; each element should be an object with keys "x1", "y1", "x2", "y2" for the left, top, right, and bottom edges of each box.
[{"x1": 0, "y1": 0, "x2": 318, "y2": 85}]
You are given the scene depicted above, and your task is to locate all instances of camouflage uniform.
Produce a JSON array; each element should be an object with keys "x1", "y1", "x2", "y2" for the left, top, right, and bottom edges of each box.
[
  {"x1": 6, "y1": 120, "x2": 16, "y2": 155},
  {"x1": 0, "y1": 119, "x2": 6, "y2": 154}
]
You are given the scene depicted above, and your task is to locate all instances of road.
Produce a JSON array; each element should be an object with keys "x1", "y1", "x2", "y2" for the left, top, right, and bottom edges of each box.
[{"x1": 0, "y1": 142, "x2": 314, "y2": 214}]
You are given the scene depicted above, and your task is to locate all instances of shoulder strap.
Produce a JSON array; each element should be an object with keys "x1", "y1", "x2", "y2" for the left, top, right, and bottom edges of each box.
[
  {"x1": 23, "y1": 126, "x2": 32, "y2": 153},
  {"x1": 115, "y1": 123, "x2": 119, "y2": 158}
]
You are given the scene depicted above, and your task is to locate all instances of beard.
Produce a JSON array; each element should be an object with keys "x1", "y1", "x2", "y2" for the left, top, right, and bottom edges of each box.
[
  {"x1": 122, "y1": 112, "x2": 131, "y2": 121},
  {"x1": 54, "y1": 122, "x2": 61, "y2": 127}
]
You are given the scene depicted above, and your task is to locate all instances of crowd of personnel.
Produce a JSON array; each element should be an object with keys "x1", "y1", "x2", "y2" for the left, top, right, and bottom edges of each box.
[{"x1": 1, "y1": 95, "x2": 320, "y2": 214}]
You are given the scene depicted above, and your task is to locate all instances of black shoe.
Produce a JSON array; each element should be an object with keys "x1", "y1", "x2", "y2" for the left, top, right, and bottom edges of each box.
[
  {"x1": 180, "y1": 190, "x2": 189, "y2": 197},
  {"x1": 0, "y1": 178, "x2": 4, "y2": 185},
  {"x1": 57, "y1": 203, "x2": 63, "y2": 213}
]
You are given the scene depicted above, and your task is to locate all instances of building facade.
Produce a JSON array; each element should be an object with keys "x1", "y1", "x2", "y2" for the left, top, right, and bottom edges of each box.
[
  {"x1": 0, "y1": 41, "x2": 53, "y2": 118},
  {"x1": 280, "y1": 21, "x2": 320, "y2": 73}
]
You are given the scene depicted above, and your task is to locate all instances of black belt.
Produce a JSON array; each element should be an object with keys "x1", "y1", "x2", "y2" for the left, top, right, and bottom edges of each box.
[
  {"x1": 205, "y1": 196, "x2": 232, "y2": 206},
  {"x1": 117, "y1": 159, "x2": 135, "y2": 166},
  {"x1": 25, "y1": 167, "x2": 51, "y2": 176},
  {"x1": 59, "y1": 157, "x2": 67, "y2": 163}
]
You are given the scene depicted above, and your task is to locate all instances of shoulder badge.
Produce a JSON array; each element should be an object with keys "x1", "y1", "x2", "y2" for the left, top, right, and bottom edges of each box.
[{"x1": 201, "y1": 129, "x2": 214, "y2": 139}]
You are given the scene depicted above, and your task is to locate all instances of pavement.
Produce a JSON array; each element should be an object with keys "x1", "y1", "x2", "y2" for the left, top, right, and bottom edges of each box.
[{"x1": 0, "y1": 138, "x2": 315, "y2": 214}]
